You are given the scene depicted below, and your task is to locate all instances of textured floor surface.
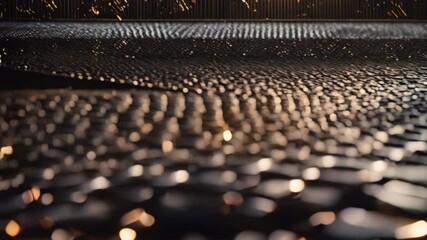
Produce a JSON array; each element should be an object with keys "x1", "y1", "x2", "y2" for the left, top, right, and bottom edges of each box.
[
  {"x1": 0, "y1": 22, "x2": 426, "y2": 240},
  {"x1": 2, "y1": 22, "x2": 427, "y2": 39}
]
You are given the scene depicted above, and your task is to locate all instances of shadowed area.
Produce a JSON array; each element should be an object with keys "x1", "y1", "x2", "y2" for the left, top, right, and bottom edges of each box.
[{"x1": 1, "y1": 0, "x2": 426, "y2": 20}]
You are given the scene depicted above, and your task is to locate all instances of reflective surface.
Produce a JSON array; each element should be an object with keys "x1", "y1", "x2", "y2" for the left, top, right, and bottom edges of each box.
[{"x1": 0, "y1": 22, "x2": 426, "y2": 239}]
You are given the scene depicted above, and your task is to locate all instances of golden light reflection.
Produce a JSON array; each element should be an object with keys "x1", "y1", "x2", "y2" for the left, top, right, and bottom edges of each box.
[
  {"x1": 22, "y1": 191, "x2": 34, "y2": 204},
  {"x1": 309, "y1": 211, "x2": 336, "y2": 226},
  {"x1": 89, "y1": 176, "x2": 111, "y2": 190},
  {"x1": 395, "y1": 220, "x2": 427, "y2": 239},
  {"x1": 251, "y1": 197, "x2": 276, "y2": 214},
  {"x1": 128, "y1": 164, "x2": 144, "y2": 177},
  {"x1": 0, "y1": 145, "x2": 13, "y2": 155},
  {"x1": 42, "y1": 168, "x2": 55, "y2": 180},
  {"x1": 41, "y1": 193, "x2": 54, "y2": 205},
  {"x1": 223, "y1": 130, "x2": 232, "y2": 142},
  {"x1": 51, "y1": 229, "x2": 70, "y2": 240},
  {"x1": 357, "y1": 170, "x2": 383, "y2": 183},
  {"x1": 371, "y1": 160, "x2": 388, "y2": 172},
  {"x1": 129, "y1": 132, "x2": 141, "y2": 142},
  {"x1": 172, "y1": 170, "x2": 189, "y2": 183},
  {"x1": 162, "y1": 140, "x2": 174, "y2": 153},
  {"x1": 5, "y1": 220, "x2": 20, "y2": 237},
  {"x1": 120, "y1": 208, "x2": 156, "y2": 228},
  {"x1": 119, "y1": 228, "x2": 137, "y2": 240},
  {"x1": 321, "y1": 155, "x2": 336, "y2": 168},
  {"x1": 341, "y1": 208, "x2": 367, "y2": 225},
  {"x1": 70, "y1": 191, "x2": 87, "y2": 203},
  {"x1": 389, "y1": 148, "x2": 405, "y2": 161},
  {"x1": 149, "y1": 164, "x2": 164, "y2": 176},
  {"x1": 289, "y1": 179, "x2": 305, "y2": 193},
  {"x1": 302, "y1": 167, "x2": 320, "y2": 180},
  {"x1": 121, "y1": 208, "x2": 144, "y2": 225},
  {"x1": 257, "y1": 158, "x2": 273, "y2": 172},
  {"x1": 241, "y1": 0, "x2": 250, "y2": 9},
  {"x1": 22, "y1": 186, "x2": 41, "y2": 204},
  {"x1": 31, "y1": 186, "x2": 41, "y2": 200},
  {"x1": 222, "y1": 170, "x2": 237, "y2": 183},
  {"x1": 140, "y1": 211, "x2": 155, "y2": 227},
  {"x1": 90, "y1": 6, "x2": 100, "y2": 15}
]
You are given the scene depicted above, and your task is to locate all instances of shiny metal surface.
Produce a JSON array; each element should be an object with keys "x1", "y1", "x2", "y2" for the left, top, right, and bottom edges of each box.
[{"x1": 0, "y1": 22, "x2": 426, "y2": 240}]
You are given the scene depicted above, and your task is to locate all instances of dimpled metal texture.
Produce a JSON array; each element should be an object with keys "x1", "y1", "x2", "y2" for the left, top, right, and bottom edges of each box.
[{"x1": 0, "y1": 22, "x2": 427, "y2": 240}]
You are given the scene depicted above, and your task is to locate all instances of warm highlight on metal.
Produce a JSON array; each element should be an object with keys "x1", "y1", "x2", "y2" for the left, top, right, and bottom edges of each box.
[{"x1": 1, "y1": 0, "x2": 426, "y2": 21}]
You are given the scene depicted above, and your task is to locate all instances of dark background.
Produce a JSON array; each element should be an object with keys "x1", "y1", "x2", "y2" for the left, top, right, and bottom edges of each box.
[{"x1": 1, "y1": 0, "x2": 426, "y2": 21}]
